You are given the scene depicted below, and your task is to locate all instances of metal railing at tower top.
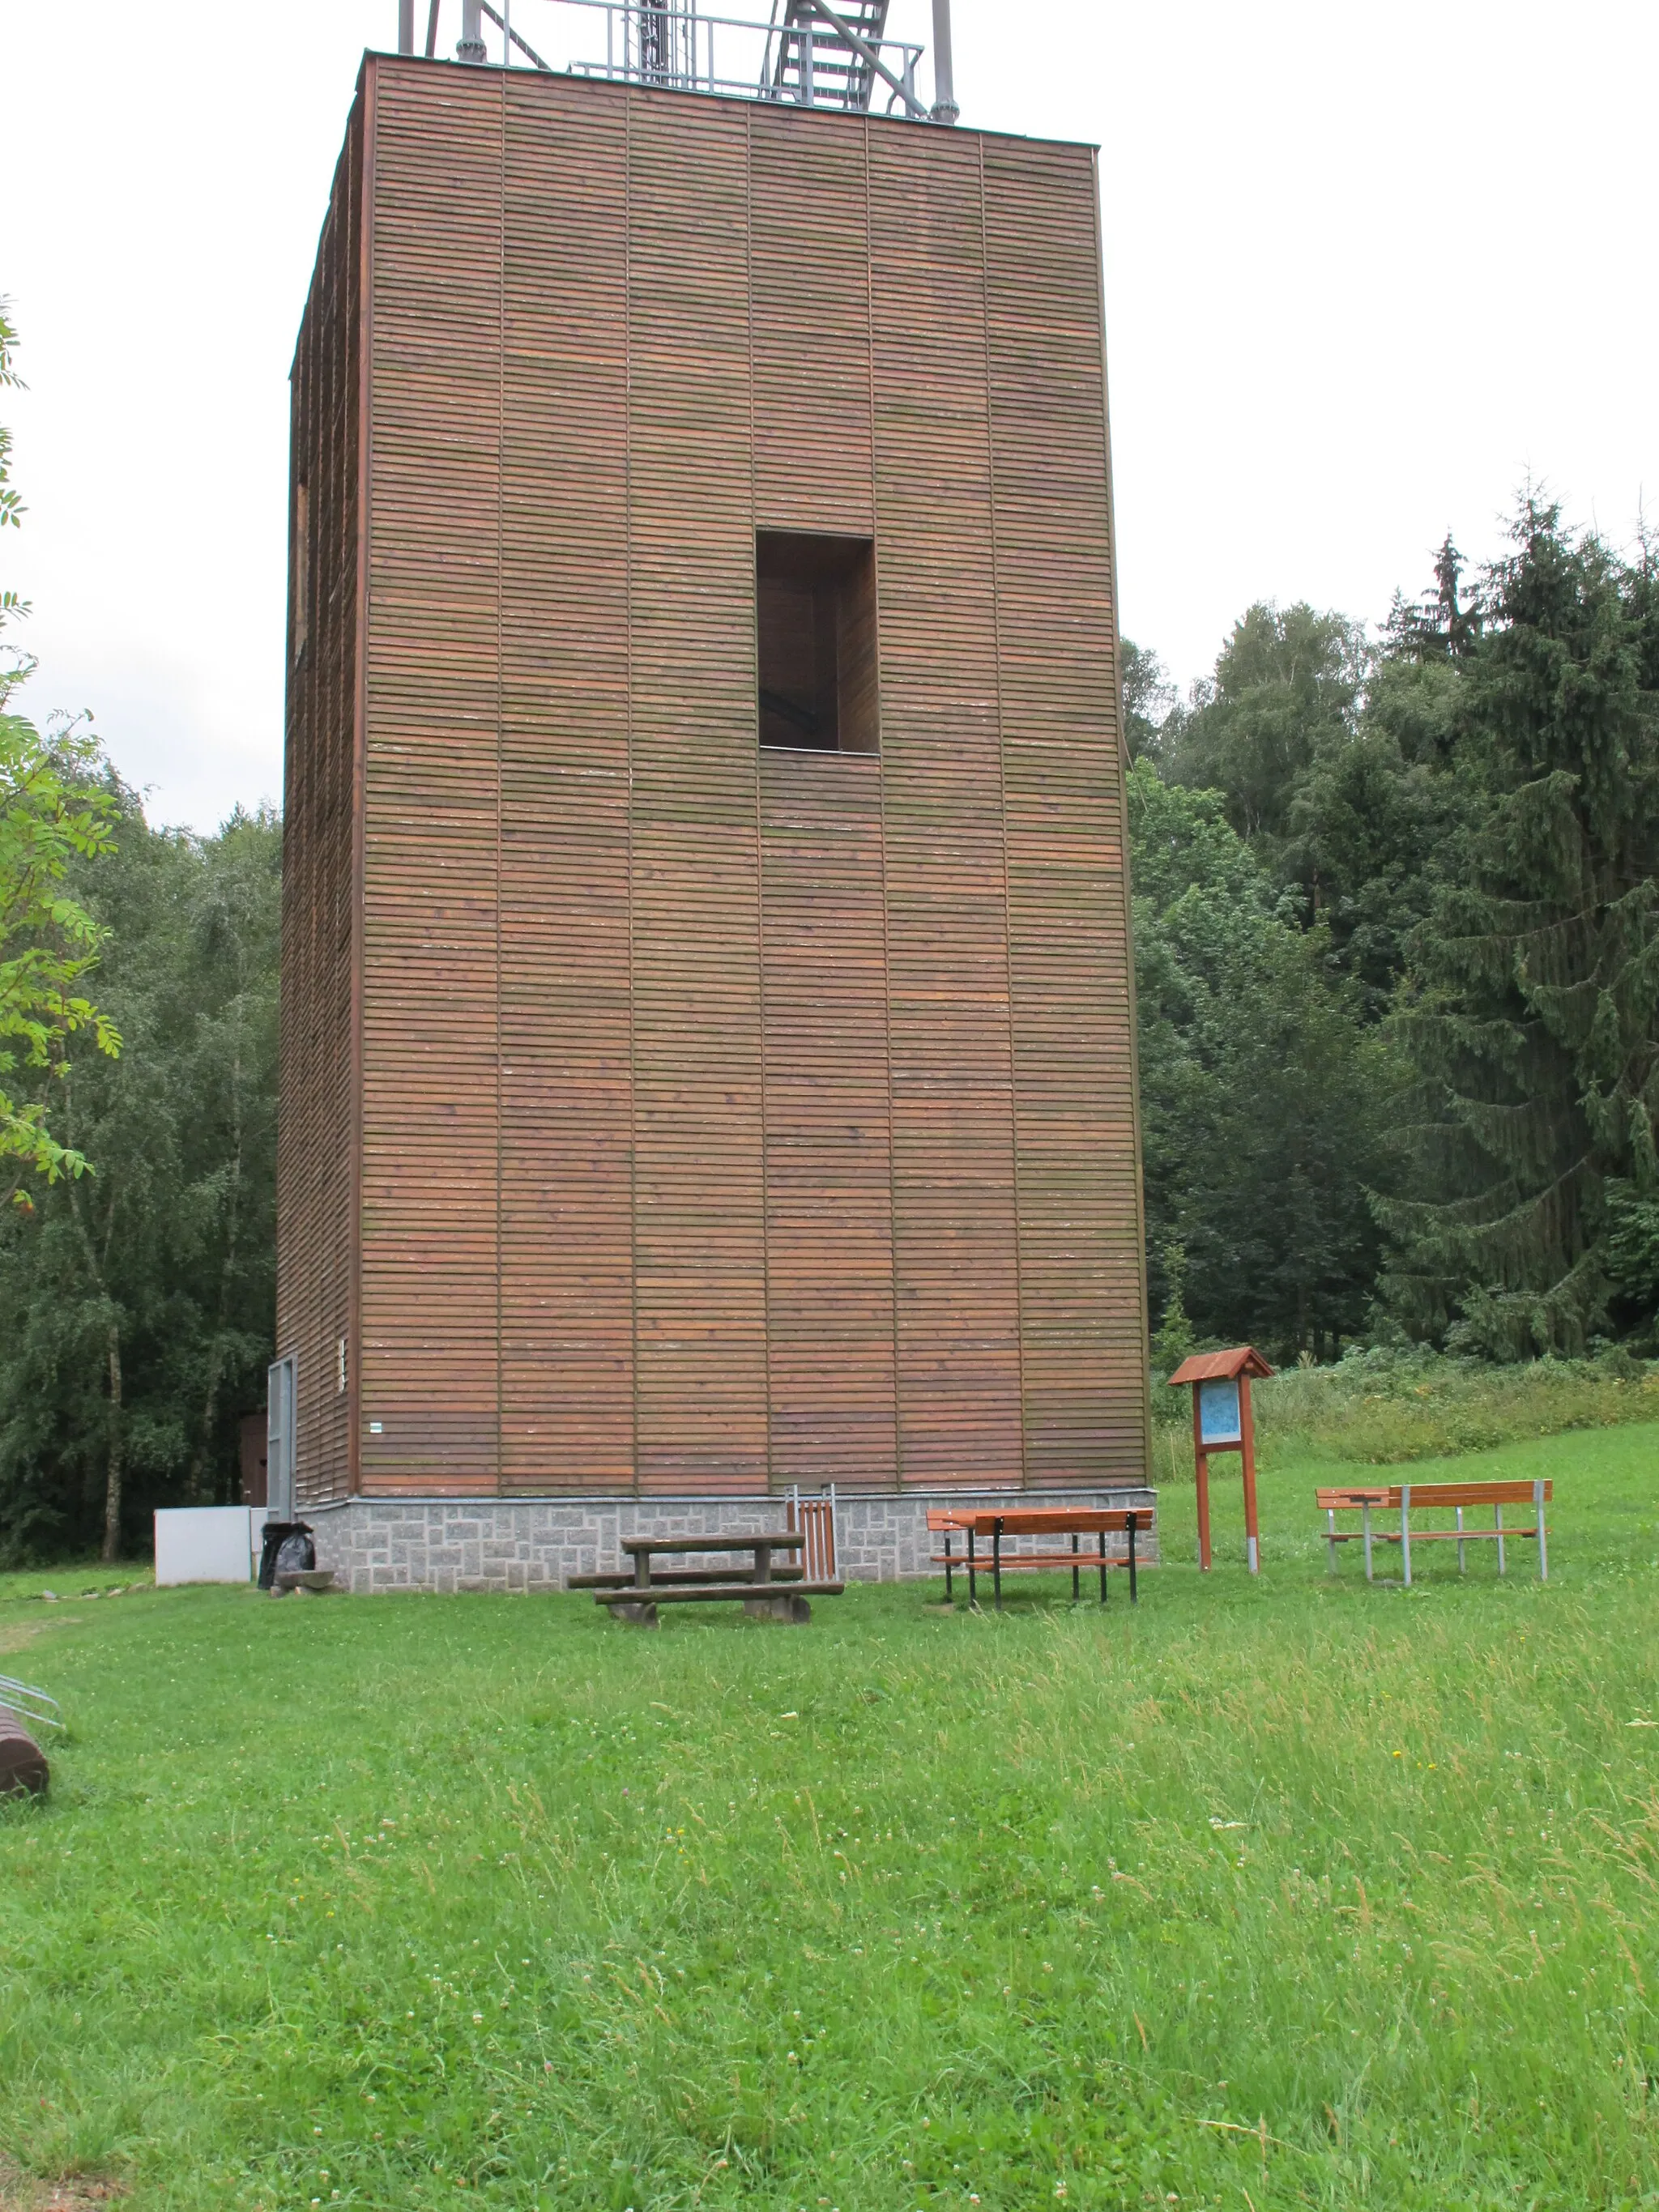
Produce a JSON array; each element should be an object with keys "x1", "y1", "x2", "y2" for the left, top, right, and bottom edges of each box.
[{"x1": 400, "y1": 0, "x2": 958, "y2": 124}]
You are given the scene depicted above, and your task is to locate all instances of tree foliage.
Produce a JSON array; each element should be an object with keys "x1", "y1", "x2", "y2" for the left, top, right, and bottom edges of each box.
[
  {"x1": 0, "y1": 716, "x2": 123, "y2": 1200},
  {"x1": 1130, "y1": 757, "x2": 1397, "y2": 1362},
  {"x1": 0, "y1": 296, "x2": 122, "y2": 1204},
  {"x1": 0, "y1": 791, "x2": 280, "y2": 1562},
  {"x1": 0, "y1": 294, "x2": 25, "y2": 540},
  {"x1": 1159, "y1": 602, "x2": 1367, "y2": 846},
  {"x1": 1137, "y1": 499, "x2": 1659, "y2": 1362},
  {"x1": 1120, "y1": 637, "x2": 1176, "y2": 763},
  {"x1": 1379, "y1": 504, "x2": 1659, "y2": 1355}
]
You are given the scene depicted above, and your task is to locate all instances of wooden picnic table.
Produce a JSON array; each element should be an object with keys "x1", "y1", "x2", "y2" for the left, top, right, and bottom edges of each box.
[
  {"x1": 930, "y1": 1505, "x2": 1151, "y2": 1611},
  {"x1": 576, "y1": 1531, "x2": 844, "y2": 1626},
  {"x1": 621, "y1": 1531, "x2": 800, "y2": 1587}
]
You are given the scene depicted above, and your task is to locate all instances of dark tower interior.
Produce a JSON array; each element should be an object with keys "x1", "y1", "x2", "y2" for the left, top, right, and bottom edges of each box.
[{"x1": 756, "y1": 531, "x2": 878, "y2": 752}]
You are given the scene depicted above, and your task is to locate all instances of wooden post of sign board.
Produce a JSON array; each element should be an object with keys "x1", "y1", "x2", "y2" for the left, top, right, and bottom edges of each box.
[
  {"x1": 1239, "y1": 1372, "x2": 1260, "y2": 1573},
  {"x1": 1190, "y1": 1383, "x2": 1213, "y2": 1571},
  {"x1": 1168, "y1": 1348, "x2": 1275, "y2": 1575}
]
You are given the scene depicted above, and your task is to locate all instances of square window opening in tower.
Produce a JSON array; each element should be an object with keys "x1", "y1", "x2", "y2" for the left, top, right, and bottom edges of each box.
[{"x1": 756, "y1": 531, "x2": 877, "y2": 753}]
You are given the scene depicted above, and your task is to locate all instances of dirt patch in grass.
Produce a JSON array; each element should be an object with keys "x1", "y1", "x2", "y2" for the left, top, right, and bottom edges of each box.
[
  {"x1": 0, "y1": 1617, "x2": 86, "y2": 1659},
  {"x1": 0, "y1": 2162, "x2": 123, "y2": 2210}
]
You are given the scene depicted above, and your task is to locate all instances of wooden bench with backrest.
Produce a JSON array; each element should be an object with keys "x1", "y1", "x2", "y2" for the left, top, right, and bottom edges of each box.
[
  {"x1": 927, "y1": 1505, "x2": 1152, "y2": 1609},
  {"x1": 1317, "y1": 1479, "x2": 1551, "y2": 1584}
]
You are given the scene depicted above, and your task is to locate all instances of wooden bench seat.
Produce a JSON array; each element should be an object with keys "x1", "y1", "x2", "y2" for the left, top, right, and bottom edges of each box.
[
  {"x1": 928, "y1": 1549, "x2": 1120, "y2": 1572},
  {"x1": 592, "y1": 1579, "x2": 845, "y2": 1605},
  {"x1": 594, "y1": 1579, "x2": 845, "y2": 1626},
  {"x1": 1317, "y1": 1479, "x2": 1551, "y2": 1584}
]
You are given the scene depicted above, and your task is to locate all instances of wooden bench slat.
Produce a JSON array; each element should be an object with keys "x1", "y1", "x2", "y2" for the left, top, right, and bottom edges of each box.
[
  {"x1": 1401, "y1": 1480, "x2": 1551, "y2": 1506},
  {"x1": 929, "y1": 1551, "x2": 1137, "y2": 1571},
  {"x1": 1317, "y1": 1481, "x2": 1551, "y2": 1509},
  {"x1": 1324, "y1": 1527, "x2": 1539, "y2": 1542},
  {"x1": 594, "y1": 1580, "x2": 845, "y2": 1605}
]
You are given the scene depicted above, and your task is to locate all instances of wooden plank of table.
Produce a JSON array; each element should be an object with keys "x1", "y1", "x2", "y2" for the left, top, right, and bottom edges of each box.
[
  {"x1": 951, "y1": 1507, "x2": 1145, "y2": 1536},
  {"x1": 619, "y1": 1532, "x2": 804, "y2": 1554},
  {"x1": 569, "y1": 1566, "x2": 807, "y2": 1588}
]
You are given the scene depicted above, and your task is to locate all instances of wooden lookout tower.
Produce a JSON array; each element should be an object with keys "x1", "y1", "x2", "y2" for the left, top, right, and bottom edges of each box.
[{"x1": 274, "y1": 0, "x2": 1151, "y2": 1579}]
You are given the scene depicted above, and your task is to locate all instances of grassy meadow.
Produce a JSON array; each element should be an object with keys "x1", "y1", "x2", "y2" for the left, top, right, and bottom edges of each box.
[{"x1": 3, "y1": 1424, "x2": 1659, "y2": 2210}]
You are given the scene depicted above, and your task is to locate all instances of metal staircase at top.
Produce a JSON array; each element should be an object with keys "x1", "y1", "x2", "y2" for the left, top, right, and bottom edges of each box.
[{"x1": 764, "y1": 0, "x2": 893, "y2": 112}]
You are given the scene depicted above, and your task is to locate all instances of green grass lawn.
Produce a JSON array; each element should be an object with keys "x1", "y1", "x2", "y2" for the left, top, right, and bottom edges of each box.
[{"x1": 3, "y1": 1425, "x2": 1659, "y2": 2211}]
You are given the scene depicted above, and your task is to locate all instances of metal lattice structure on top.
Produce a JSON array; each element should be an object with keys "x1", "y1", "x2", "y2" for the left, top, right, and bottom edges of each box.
[{"x1": 399, "y1": 0, "x2": 957, "y2": 123}]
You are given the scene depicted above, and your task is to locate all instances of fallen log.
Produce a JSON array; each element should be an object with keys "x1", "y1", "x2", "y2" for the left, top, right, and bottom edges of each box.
[{"x1": 0, "y1": 1706, "x2": 49, "y2": 1796}]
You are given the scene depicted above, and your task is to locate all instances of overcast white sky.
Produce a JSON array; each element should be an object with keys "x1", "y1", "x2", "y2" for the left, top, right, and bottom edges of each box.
[{"x1": 0, "y1": 0, "x2": 1653, "y2": 832}]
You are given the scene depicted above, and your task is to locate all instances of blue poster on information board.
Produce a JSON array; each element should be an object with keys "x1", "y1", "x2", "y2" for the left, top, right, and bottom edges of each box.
[{"x1": 1198, "y1": 1377, "x2": 1243, "y2": 1446}]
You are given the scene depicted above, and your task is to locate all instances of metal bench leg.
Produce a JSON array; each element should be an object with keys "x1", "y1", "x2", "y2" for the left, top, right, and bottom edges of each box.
[
  {"x1": 1535, "y1": 1480, "x2": 1547, "y2": 1581},
  {"x1": 967, "y1": 1528, "x2": 977, "y2": 1609},
  {"x1": 1127, "y1": 1514, "x2": 1138, "y2": 1604},
  {"x1": 1363, "y1": 1503, "x2": 1374, "y2": 1583},
  {"x1": 1072, "y1": 1531, "x2": 1080, "y2": 1605},
  {"x1": 1401, "y1": 1483, "x2": 1412, "y2": 1588},
  {"x1": 1495, "y1": 1503, "x2": 1505, "y2": 1576},
  {"x1": 1326, "y1": 1508, "x2": 1337, "y2": 1575},
  {"x1": 944, "y1": 1535, "x2": 953, "y2": 1606},
  {"x1": 992, "y1": 1523, "x2": 1003, "y2": 1613},
  {"x1": 1456, "y1": 1506, "x2": 1465, "y2": 1575}
]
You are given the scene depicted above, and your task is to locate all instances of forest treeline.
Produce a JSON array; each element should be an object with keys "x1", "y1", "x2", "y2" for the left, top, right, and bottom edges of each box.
[
  {"x1": 2, "y1": 485, "x2": 1657, "y2": 1556},
  {"x1": 0, "y1": 789, "x2": 279, "y2": 1562},
  {"x1": 1132, "y1": 505, "x2": 1659, "y2": 1375}
]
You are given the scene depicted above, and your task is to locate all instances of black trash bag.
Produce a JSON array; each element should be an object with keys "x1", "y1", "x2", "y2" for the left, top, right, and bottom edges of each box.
[
  {"x1": 275, "y1": 1531, "x2": 317, "y2": 1577},
  {"x1": 258, "y1": 1521, "x2": 314, "y2": 1591}
]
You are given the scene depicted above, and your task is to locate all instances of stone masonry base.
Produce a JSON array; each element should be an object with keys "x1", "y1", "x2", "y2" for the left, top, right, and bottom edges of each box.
[{"x1": 305, "y1": 1488, "x2": 1159, "y2": 1595}]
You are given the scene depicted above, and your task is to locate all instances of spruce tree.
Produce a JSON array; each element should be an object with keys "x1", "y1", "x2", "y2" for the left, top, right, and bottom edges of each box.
[{"x1": 1380, "y1": 502, "x2": 1659, "y2": 1353}]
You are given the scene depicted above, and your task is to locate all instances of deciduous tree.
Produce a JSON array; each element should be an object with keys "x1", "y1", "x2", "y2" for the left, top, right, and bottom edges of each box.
[
  {"x1": 0, "y1": 296, "x2": 120, "y2": 1205},
  {"x1": 0, "y1": 793, "x2": 279, "y2": 1562}
]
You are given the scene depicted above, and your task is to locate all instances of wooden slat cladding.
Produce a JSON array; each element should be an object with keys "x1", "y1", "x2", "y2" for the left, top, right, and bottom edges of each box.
[
  {"x1": 761, "y1": 751, "x2": 897, "y2": 1483},
  {"x1": 279, "y1": 99, "x2": 363, "y2": 1509},
  {"x1": 867, "y1": 126, "x2": 1025, "y2": 1485},
  {"x1": 748, "y1": 105, "x2": 873, "y2": 539},
  {"x1": 279, "y1": 62, "x2": 1149, "y2": 1504},
  {"x1": 628, "y1": 92, "x2": 768, "y2": 1492},
  {"x1": 498, "y1": 81, "x2": 633, "y2": 1492},
  {"x1": 982, "y1": 138, "x2": 1149, "y2": 1479},
  {"x1": 359, "y1": 66, "x2": 504, "y2": 1490}
]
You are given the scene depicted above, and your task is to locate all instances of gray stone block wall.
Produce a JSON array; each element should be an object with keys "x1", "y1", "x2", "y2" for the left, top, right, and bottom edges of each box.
[{"x1": 305, "y1": 1489, "x2": 1158, "y2": 1594}]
